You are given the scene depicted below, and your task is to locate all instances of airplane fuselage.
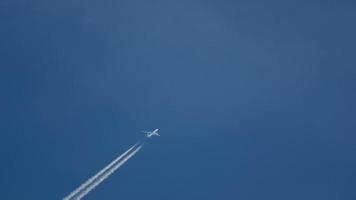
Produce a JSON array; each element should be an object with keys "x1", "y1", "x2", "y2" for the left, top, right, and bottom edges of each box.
[{"x1": 145, "y1": 129, "x2": 160, "y2": 138}]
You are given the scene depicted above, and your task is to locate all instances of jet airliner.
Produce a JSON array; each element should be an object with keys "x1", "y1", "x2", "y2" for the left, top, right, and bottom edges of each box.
[{"x1": 142, "y1": 129, "x2": 160, "y2": 138}]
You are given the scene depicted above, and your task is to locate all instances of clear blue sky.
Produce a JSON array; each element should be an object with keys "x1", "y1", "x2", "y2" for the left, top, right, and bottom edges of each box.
[{"x1": 1, "y1": 0, "x2": 356, "y2": 199}]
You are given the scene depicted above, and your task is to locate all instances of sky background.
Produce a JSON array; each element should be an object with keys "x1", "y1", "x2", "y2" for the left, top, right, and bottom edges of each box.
[{"x1": 1, "y1": 0, "x2": 356, "y2": 199}]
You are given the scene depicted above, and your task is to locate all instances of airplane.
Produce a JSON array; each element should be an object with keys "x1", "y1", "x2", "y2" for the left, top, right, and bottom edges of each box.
[{"x1": 142, "y1": 129, "x2": 160, "y2": 138}]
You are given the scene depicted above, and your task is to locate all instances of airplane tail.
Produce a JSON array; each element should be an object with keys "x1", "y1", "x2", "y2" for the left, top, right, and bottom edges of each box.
[{"x1": 141, "y1": 131, "x2": 150, "y2": 134}]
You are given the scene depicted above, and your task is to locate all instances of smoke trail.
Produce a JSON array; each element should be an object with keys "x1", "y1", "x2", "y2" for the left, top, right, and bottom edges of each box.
[
  {"x1": 63, "y1": 141, "x2": 144, "y2": 200},
  {"x1": 72, "y1": 144, "x2": 144, "y2": 200}
]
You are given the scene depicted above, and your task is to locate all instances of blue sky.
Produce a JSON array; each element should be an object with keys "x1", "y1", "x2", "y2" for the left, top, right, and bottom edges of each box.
[{"x1": 1, "y1": 0, "x2": 356, "y2": 199}]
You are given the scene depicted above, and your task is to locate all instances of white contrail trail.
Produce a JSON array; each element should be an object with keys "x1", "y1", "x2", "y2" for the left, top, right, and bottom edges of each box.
[
  {"x1": 63, "y1": 142, "x2": 141, "y2": 200},
  {"x1": 63, "y1": 141, "x2": 144, "y2": 200},
  {"x1": 72, "y1": 144, "x2": 144, "y2": 200}
]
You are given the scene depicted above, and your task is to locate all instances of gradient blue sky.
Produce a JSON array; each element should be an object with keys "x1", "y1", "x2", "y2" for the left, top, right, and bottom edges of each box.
[{"x1": 1, "y1": 0, "x2": 356, "y2": 199}]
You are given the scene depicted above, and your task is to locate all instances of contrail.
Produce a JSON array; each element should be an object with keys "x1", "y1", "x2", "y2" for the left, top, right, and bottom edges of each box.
[
  {"x1": 63, "y1": 142, "x2": 142, "y2": 200},
  {"x1": 63, "y1": 141, "x2": 144, "y2": 200},
  {"x1": 72, "y1": 144, "x2": 144, "y2": 200}
]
